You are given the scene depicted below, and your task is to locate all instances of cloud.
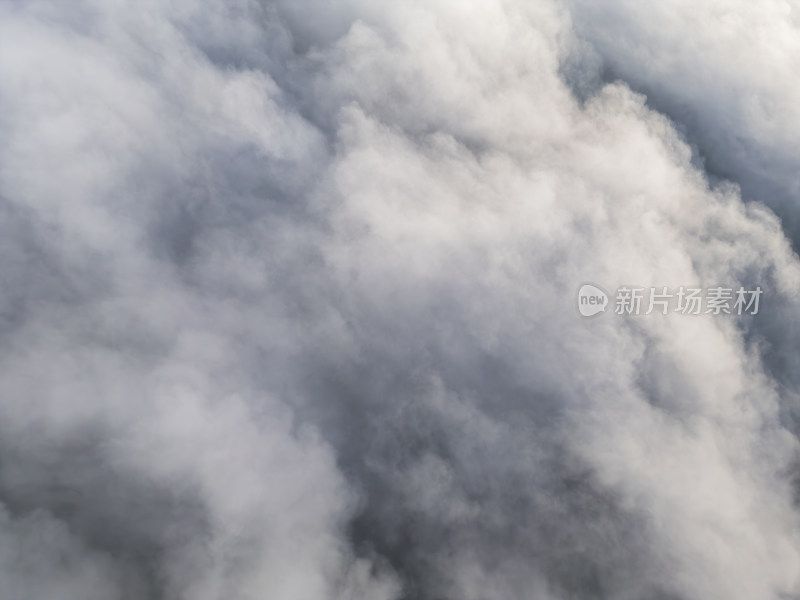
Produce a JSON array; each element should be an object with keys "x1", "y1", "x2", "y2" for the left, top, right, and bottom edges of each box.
[
  {"x1": 565, "y1": 0, "x2": 800, "y2": 235},
  {"x1": 0, "y1": 1, "x2": 799, "y2": 599}
]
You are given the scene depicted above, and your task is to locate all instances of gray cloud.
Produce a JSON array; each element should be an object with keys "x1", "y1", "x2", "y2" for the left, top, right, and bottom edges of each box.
[{"x1": 0, "y1": 1, "x2": 799, "y2": 599}]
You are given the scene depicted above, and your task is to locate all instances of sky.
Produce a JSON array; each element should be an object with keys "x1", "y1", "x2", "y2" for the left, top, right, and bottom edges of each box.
[{"x1": 1, "y1": 1, "x2": 800, "y2": 599}]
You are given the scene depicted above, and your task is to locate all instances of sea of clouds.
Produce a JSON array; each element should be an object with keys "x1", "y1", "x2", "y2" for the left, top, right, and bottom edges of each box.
[{"x1": 1, "y1": 1, "x2": 800, "y2": 599}]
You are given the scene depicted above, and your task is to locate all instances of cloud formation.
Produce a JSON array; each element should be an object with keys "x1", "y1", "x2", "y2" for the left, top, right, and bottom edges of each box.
[{"x1": 0, "y1": 1, "x2": 799, "y2": 599}]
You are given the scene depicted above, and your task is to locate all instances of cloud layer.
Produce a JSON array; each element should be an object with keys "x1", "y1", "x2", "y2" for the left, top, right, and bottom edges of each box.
[{"x1": 1, "y1": 1, "x2": 800, "y2": 599}]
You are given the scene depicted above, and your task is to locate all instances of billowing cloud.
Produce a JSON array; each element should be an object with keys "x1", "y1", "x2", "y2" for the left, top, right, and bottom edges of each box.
[
  {"x1": 0, "y1": 1, "x2": 799, "y2": 599},
  {"x1": 566, "y1": 0, "x2": 800, "y2": 234}
]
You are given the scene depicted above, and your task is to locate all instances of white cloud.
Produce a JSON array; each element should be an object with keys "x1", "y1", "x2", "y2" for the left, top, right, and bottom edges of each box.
[{"x1": 0, "y1": 1, "x2": 799, "y2": 599}]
